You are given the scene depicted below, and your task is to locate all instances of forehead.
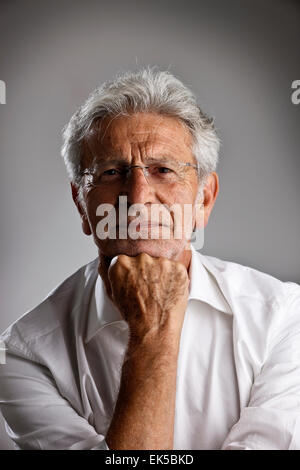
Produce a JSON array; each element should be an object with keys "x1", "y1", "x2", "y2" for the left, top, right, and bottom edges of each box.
[{"x1": 82, "y1": 112, "x2": 194, "y2": 162}]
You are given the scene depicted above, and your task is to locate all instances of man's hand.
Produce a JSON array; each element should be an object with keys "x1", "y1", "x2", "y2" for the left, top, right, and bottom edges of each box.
[
  {"x1": 98, "y1": 252, "x2": 191, "y2": 449},
  {"x1": 107, "y1": 253, "x2": 190, "y2": 350}
]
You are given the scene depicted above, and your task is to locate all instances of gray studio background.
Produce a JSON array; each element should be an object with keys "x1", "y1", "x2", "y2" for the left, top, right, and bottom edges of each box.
[{"x1": 0, "y1": 0, "x2": 299, "y2": 450}]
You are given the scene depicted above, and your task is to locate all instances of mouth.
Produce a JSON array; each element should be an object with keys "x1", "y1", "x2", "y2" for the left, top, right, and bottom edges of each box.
[{"x1": 116, "y1": 223, "x2": 171, "y2": 230}]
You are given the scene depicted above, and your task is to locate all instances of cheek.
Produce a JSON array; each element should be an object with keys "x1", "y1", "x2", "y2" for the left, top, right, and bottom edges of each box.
[
  {"x1": 84, "y1": 188, "x2": 118, "y2": 221},
  {"x1": 85, "y1": 186, "x2": 117, "y2": 204},
  {"x1": 155, "y1": 187, "x2": 195, "y2": 233},
  {"x1": 85, "y1": 188, "x2": 118, "y2": 210},
  {"x1": 161, "y1": 182, "x2": 197, "y2": 206}
]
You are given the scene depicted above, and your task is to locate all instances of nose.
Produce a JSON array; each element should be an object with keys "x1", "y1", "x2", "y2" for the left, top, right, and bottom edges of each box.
[{"x1": 120, "y1": 166, "x2": 155, "y2": 206}]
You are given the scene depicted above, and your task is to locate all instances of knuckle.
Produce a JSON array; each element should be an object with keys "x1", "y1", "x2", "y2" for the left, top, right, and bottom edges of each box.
[
  {"x1": 176, "y1": 263, "x2": 188, "y2": 278},
  {"x1": 138, "y1": 252, "x2": 152, "y2": 264},
  {"x1": 159, "y1": 257, "x2": 170, "y2": 266},
  {"x1": 109, "y1": 256, "x2": 126, "y2": 277},
  {"x1": 118, "y1": 254, "x2": 128, "y2": 264},
  {"x1": 117, "y1": 254, "x2": 132, "y2": 270}
]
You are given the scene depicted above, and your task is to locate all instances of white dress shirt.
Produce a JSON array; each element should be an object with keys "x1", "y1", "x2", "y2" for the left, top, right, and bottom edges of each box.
[{"x1": 0, "y1": 246, "x2": 300, "y2": 450}]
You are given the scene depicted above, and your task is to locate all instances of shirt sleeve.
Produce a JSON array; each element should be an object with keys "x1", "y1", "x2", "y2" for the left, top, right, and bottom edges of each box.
[
  {"x1": 0, "y1": 344, "x2": 110, "y2": 450},
  {"x1": 221, "y1": 284, "x2": 300, "y2": 450}
]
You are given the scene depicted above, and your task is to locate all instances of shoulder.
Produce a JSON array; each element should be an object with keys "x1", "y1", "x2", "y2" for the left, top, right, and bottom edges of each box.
[
  {"x1": 0, "y1": 258, "x2": 99, "y2": 360},
  {"x1": 198, "y1": 251, "x2": 300, "y2": 374},
  {"x1": 198, "y1": 251, "x2": 300, "y2": 345},
  {"x1": 199, "y1": 252, "x2": 300, "y2": 307}
]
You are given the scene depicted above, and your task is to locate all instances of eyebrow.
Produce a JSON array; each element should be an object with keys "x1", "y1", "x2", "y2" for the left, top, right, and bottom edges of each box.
[{"x1": 92, "y1": 155, "x2": 180, "y2": 167}]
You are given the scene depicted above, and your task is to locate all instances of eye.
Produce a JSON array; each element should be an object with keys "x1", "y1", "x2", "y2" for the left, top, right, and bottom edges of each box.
[
  {"x1": 102, "y1": 168, "x2": 120, "y2": 176},
  {"x1": 157, "y1": 166, "x2": 174, "y2": 174}
]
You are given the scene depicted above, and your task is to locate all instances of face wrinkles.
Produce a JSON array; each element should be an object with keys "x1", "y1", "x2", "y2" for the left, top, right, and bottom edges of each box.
[
  {"x1": 84, "y1": 113, "x2": 195, "y2": 167},
  {"x1": 81, "y1": 113, "x2": 200, "y2": 262}
]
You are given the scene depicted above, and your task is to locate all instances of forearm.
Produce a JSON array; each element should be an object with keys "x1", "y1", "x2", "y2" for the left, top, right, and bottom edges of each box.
[{"x1": 105, "y1": 337, "x2": 180, "y2": 450}]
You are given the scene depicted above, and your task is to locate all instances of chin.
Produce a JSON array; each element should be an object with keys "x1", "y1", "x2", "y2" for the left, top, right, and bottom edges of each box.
[{"x1": 98, "y1": 238, "x2": 186, "y2": 260}]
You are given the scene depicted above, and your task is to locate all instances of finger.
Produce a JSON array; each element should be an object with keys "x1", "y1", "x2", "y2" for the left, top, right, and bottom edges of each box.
[{"x1": 110, "y1": 255, "x2": 119, "y2": 269}]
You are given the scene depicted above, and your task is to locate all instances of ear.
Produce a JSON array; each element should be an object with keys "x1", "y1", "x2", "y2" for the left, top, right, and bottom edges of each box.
[
  {"x1": 70, "y1": 182, "x2": 92, "y2": 236},
  {"x1": 194, "y1": 172, "x2": 219, "y2": 229}
]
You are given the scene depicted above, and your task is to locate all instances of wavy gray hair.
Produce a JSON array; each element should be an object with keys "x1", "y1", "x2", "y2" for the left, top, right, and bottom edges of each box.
[{"x1": 61, "y1": 66, "x2": 220, "y2": 199}]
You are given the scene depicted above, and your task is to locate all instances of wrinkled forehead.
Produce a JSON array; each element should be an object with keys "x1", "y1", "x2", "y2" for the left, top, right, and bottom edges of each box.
[{"x1": 82, "y1": 113, "x2": 194, "y2": 165}]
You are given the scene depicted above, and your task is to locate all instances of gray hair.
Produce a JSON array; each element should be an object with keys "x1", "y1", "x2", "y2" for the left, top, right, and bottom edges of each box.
[{"x1": 61, "y1": 66, "x2": 220, "y2": 199}]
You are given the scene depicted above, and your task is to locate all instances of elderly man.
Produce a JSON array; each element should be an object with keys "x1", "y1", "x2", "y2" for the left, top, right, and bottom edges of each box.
[{"x1": 0, "y1": 68, "x2": 300, "y2": 451}]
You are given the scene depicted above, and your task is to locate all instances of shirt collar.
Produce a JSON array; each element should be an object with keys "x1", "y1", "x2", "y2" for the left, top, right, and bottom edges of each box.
[
  {"x1": 85, "y1": 245, "x2": 232, "y2": 343},
  {"x1": 188, "y1": 245, "x2": 232, "y2": 314}
]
